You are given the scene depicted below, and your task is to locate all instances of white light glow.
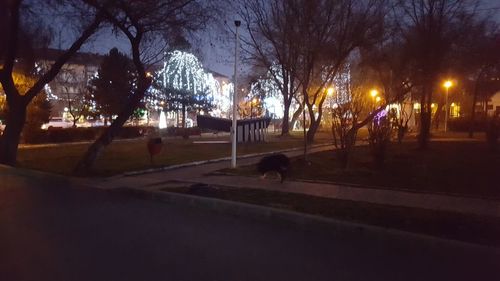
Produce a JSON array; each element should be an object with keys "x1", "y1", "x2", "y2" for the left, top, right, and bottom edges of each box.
[{"x1": 159, "y1": 111, "x2": 167, "y2": 129}]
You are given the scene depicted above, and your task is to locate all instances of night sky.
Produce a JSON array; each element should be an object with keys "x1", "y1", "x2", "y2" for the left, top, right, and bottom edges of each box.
[{"x1": 48, "y1": 0, "x2": 500, "y2": 78}]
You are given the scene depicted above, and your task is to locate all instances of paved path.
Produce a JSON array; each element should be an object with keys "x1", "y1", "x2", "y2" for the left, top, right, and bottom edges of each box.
[
  {"x1": 96, "y1": 145, "x2": 500, "y2": 218},
  {"x1": 1, "y1": 166, "x2": 499, "y2": 281}
]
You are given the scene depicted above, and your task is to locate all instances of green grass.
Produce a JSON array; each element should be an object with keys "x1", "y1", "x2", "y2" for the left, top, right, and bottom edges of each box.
[
  {"x1": 17, "y1": 131, "x2": 332, "y2": 176},
  {"x1": 163, "y1": 185, "x2": 500, "y2": 247},
  {"x1": 222, "y1": 141, "x2": 500, "y2": 199}
]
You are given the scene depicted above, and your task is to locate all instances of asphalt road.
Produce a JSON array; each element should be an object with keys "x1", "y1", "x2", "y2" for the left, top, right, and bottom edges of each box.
[{"x1": 1, "y1": 168, "x2": 499, "y2": 281}]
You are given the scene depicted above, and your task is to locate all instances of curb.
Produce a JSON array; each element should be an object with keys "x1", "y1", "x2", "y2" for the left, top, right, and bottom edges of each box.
[
  {"x1": 209, "y1": 172, "x2": 500, "y2": 203},
  {"x1": 114, "y1": 186, "x2": 500, "y2": 253},
  {"x1": 119, "y1": 143, "x2": 333, "y2": 177}
]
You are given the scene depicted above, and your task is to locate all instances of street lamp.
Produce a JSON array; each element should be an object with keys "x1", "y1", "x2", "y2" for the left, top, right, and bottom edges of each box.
[
  {"x1": 443, "y1": 80, "x2": 453, "y2": 132},
  {"x1": 370, "y1": 89, "x2": 379, "y2": 109},
  {"x1": 231, "y1": 20, "x2": 241, "y2": 168}
]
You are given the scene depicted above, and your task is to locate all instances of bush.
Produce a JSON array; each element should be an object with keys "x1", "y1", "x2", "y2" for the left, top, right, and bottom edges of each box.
[
  {"x1": 367, "y1": 116, "x2": 392, "y2": 168},
  {"x1": 48, "y1": 127, "x2": 98, "y2": 143},
  {"x1": 117, "y1": 126, "x2": 156, "y2": 139},
  {"x1": 22, "y1": 127, "x2": 48, "y2": 144},
  {"x1": 162, "y1": 126, "x2": 201, "y2": 139},
  {"x1": 448, "y1": 117, "x2": 490, "y2": 132},
  {"x1": 21, "y1": 125, "x2": 157, "y2": 144},
  {"x1": 486, "y1": 117, "x2": 499, "y2": 151}
]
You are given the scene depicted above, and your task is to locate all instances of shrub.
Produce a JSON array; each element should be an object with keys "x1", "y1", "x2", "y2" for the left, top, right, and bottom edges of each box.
[
  {"x1": 47, "y1": 127, "x2": 98, "y2": 143},
  {"x1": 485, "y1": 117, "x2": 499, "y2": 152},
  {"x1": 162, "y1": 126, "x2": 201, "y2": 139},
  {"x1": 117, "y1": 126, "x2": 155, "y2": 139},
  {"x1": 22, "y1": 128, "x2": 48, "y2": 144},
  {"x1": 21, "y1": 125, "x2": 157, "y2": 144},
  {"x1": 367, "y1": 116, "x2": 392, "y2": 168},
  {"x1": 448, "y1": 117, "x2": 490, "y2": 132}
]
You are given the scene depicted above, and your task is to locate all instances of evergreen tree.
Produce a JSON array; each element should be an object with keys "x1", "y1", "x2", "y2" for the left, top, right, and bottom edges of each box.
[{"x1": 90, "y1": 48, "x2": 136, "y2": 124}]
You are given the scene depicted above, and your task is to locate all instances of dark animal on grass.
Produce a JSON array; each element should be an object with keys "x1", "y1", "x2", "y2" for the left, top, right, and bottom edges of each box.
[{"x1": 257, "y1": 154, "x2": 290, "y2": 183}]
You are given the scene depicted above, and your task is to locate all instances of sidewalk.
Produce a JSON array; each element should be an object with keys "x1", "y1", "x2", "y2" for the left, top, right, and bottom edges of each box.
[{"x1": 96, "y1": 145, "x2": 500, "y2": 218}]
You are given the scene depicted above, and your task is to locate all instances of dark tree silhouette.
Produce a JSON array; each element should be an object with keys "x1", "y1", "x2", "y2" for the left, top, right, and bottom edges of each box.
[
  {"x1": 75, "y1": 0, "x2": 210, "y2": 174},
  {"x1": 0, "y1": 0, "x2": 105, "y2": 165},
  {"x1": 89, "y1": 48, "x2": 136, "y2": 125}
]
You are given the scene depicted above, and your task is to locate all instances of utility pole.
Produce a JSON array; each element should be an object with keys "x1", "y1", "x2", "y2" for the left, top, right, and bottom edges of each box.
[{"x1": 231, "y1": 20, "x2": 241, "y2": 168}]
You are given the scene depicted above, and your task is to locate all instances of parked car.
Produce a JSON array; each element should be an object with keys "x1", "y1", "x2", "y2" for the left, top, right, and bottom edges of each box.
[{"x1": 41, "y1": 117, "x2": 74, "y2": 129}]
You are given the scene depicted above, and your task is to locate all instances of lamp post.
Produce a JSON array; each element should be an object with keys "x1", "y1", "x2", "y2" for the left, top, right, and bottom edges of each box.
[
  {"x1": 443, "y1": 80, "x2": 453, "y2": 132},
  {"x1": 231, "y1": 20, "x2": 241, "y2": 168}
]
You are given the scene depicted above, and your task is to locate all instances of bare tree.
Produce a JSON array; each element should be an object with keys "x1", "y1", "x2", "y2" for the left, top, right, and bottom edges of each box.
[
  {"x1": 394, "y1": 0, "x2": 481, "y2": 148},
  {"x1": 239, "y1": 0, "x2": 301, "y2": 135},
  {"x1": 367, "y1": 112, "x2": 392, "y2": 168},
  {"x1": 331, "y1": 73, "x2": 369, "y2": 169},
  {"x1": 0, "y1": 0, "x2": 106, "y2": 165},
  {"x1": 293, "y1": 0, "x2": 385, "y2": 144},
  {"x1": 54, "y1": 69, "x2": 92, "y2": 127},
  {"x1": 75, "y1": 0, "x2": 210, "y2": 173},
  {"x1": 360, "y1": 26, "x2": 415, "y2": 143},
  {"x1": 456, "y1": 20, "x2": 500, "y2": 137}
]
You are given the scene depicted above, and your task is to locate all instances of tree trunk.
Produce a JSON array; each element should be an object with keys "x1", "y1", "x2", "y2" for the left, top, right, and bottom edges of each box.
[
  {"x1": 432, "y1": 103, "x2": 443, "y2": 130},
  {"x1": 290, "y1": 102, "x2": 303, "y2": 132},
  {"x1": 0, "y1": 101, "x2": 27, "y2": 166},
  {"x1": 182, "y1": 104, "x2": 186, "y2": 128},
  {"x1": 469, "y1": 93, "x2": 478, "y2": 138},
  {"x1": 418, "y1": 84, "x2": 432, "y2": 149},
  {"x1": 306, "y1": 118, "x2": 320, "y2": 143},
  {"x1": 75, "y1": 34, "x2": 151, "y2": 174},
  {"x1": 74, "y1": 86, "x2": 148, "y2": 174},
  {"x1": 281, "y1": 102, "x2": 290, "y2": 136},
  {"x1": 306, "y1": 104, "x2": 323, "y2": 144},
  {"x1": 469, "y1": 72, "x2": 482, "y2": 138}
]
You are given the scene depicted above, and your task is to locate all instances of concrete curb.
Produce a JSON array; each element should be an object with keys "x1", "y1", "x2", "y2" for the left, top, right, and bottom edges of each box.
[
  {"x1": 210, "y1": 172, "x2": 500, "y2": 202},
  {"x1": 114, "y1": 186, "x2": 500, "y2": 253},
  {"x1": 119, "y1": 143, "x2": 333, "y2": 177}
]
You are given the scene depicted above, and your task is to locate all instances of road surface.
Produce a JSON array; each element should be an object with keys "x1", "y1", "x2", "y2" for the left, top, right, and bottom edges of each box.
[{"x1": 1, "y1": 167, "x2": 499, "y2": 281}]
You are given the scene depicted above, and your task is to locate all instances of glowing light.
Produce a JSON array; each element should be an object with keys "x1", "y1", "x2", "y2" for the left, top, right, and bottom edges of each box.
[
  {"x1": 327, "y1": 87, "x2": 334, "y2": 96},
  {"x1": 370, "y1": 89, "x2": 378, "y2": 97},
  {"x1": 443, "y1": 80, "x2": 453, "y2": 89},
  {"x1": 375, "y1": 96, "x2": 381, "y2": 102},
  {"x1": 413, "y1": 103, "x2": 420, "y2": 110},
  {"x1": 451, "y1": 102, "x2": 455, "y2": 107},
  {"x1": 159, "y1": 111, "x2": 167, "y2": 129},
  {"x1": 154, "y1": 50, "x2": 232, "y2": 118}
]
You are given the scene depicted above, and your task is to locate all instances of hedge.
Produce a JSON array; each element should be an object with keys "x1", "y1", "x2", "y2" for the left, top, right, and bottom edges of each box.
[
  {"x1": 22, "y1": 126, "x2": 157, "y2": 144},
  {"x1": 161, "y1": 126, "x2": 201, "y2": 139},
  {"x1": 448, "y1": 118, "x2": 491, "y2": 132}
]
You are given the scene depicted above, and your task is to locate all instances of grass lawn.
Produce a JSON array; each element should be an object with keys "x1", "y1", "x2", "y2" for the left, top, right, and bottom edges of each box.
[
  {"x1": 162, "y1": 185, "x2": 500, "y2": 247},
  {"x1": 222, "y1": 140, "x2": 500, "y2": 199},
  {"x1": 17, "y1": 131, "x2": 332, "y2": 176}
]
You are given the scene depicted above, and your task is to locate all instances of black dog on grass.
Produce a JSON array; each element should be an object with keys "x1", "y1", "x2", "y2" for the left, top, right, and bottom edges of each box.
[{"x1": 257, "y1": 154, "x2": 290, "y2": 183}]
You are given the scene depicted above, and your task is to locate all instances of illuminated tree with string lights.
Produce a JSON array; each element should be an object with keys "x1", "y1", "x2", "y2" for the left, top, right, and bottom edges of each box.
[{"x1": 152, "y1": 50, "x2": 216, "y2": 127}]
